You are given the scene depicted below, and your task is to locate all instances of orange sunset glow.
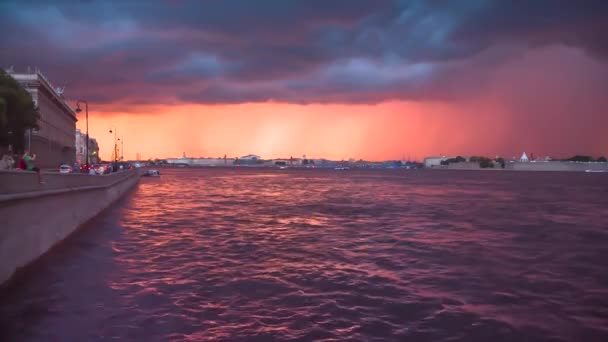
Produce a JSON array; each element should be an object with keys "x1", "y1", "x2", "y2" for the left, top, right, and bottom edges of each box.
[{"x1": 77, "y1": 101, "x2": 489, "y2": 162}]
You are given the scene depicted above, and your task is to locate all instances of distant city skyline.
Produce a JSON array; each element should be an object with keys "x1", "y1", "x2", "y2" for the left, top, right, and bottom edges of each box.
[{"x1": 2, "y1": 1, "x2": 607, "y2": 161}]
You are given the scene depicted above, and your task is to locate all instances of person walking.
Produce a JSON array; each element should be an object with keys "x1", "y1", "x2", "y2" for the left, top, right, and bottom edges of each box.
[
  {"x1": 0, "y1": 154, "x2": 8, "y2": 170},
  {"x1": 23, "y1": 152, "x2": 44, "y2": 184},
  {"x1": 18, "y1": 154, "x2": 27, "y2": 170},
  {"x1": 7, "y1": 154, "x2": 15, "y2": 169}
]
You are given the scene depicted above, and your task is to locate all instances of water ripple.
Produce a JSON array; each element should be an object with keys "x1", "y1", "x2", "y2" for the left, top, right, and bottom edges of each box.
[{"x1": 1, "y1": 169, "x2": 608, "y2": 341}]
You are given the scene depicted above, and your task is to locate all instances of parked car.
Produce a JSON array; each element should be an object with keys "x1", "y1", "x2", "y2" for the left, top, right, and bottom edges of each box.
[
  {"x1": 79, "y1": 163, "x2": 92, "y2": 173},
  {"x1": 59, "y1": 164, "x2": 72, "y2": 173}
]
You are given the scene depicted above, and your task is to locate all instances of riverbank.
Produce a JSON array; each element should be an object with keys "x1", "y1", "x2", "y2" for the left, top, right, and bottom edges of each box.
[
  {"x1": 430, "y1": 161, "x2": 608, "y2": 172},
  {"x1": 0, "y1": 169, "x2": 141, "y2": 285}
]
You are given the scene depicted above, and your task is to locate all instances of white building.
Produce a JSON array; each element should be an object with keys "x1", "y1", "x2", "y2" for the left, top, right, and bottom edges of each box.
[
  {"x1": 166, "y1": 152, "x2": 191, "y2": 165},
  {"x1": 191, "y1": 157, "x2": 234, "y2": 166},
  {"x1": 424, "y1": 156, "x2": 448, "y2": 168},
  {"x1": 8, "y1": 68, "x2": 77, "y2": 167},
  {"x1": 520, "y1": 152, "x2": 529, "y2": 162},
  {"x1": 166, "y1": 152, "x2": 236, "y2": 166}
]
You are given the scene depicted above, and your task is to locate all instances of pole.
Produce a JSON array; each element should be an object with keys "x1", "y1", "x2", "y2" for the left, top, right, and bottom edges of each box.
[
  {"x1": 109, "y1": 126, "x2": 118, "y2": 162},
  {"x1": 121, "y1": 138, "x2": 124, "y2": 161},
  {"x1": 85, "y1": 102, "x2": 89, "y2": 165},
  {"x1": 114, "y1": 129, "x2": 117, "y2": 162}
]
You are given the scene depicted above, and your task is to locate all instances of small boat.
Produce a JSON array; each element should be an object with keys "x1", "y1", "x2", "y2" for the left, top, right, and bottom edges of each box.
[
  {"x1": 334, "y1": 167, "x2": 350, "y2": 171},
  {"x1": 143, "y1": 169, "x2": 161, "y2": 177},
  {"x1": 585, "y1": 170, "x2": 606, "y2": 173}
]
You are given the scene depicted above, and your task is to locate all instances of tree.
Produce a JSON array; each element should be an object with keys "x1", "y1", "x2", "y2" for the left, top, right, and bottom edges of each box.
[
  {"x1": 567, "y1": 155, "x2": 594, "y2": 162},
  {"x1": 0, "y1": 70, "x2": 40, "y2": 153},
  {"x1": 598, "y1": 156, "x2": 607, "y2": 162},
  {"x1": 469, "y1": 155, "x2": 493, "y2": 168},
  {"x1": 478, "y1": 157, "x2": 493, "y2": 168},
  {"x1": 0, "y1": 97, "x2": 6, "y2": 127},
  {"x1": 441, "y1": 156, "x2": 466, "y2": 165}
]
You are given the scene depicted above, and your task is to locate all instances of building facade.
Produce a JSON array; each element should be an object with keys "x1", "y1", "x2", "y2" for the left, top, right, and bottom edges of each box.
[
  {"x1": 75, "y1": 129, "x2": 86, "y2": 164},
  {"x1": 8, "y1": 70, "x2": 77, "y2": 168},
  {"x1": 89, "y1": 138, "x2": 99, "y2": 164},
  {"x1": 166, "y1": 153, "x2": 236, "y2": 166},
  {"x1": 75, "y1": 129, "x2": 100, "y2": 164},
  {"x1": 424, "y1": 156, "x2": 448, "y2": 168}
]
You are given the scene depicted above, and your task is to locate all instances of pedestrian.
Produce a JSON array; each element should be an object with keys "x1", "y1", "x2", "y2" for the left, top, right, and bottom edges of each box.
[
  {"x1": 18, "y1": 154, "x2": 27, "y2": 170},
  {"x1": 7, "y1": 154, "x2": 15, "y2": 169},
  {"x1": 0, "y1": 154, "x2": 8, "y2": 170},
  {"x1": 23, "y1": 152, "x2": 44, "y2": 184},
  {"x1": 0, "y1": 154, "x2": 14, "y2": 170}
]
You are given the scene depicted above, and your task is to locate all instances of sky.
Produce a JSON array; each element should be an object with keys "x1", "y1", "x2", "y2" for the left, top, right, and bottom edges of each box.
[{"x1": 1, "y1": 0, "x2": 607, "y2": 161}]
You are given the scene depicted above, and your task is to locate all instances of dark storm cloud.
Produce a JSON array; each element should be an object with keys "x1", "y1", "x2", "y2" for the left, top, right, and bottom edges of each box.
[
  {"x1": 0, "y1": 0, "x2": 607, "y2": 104},
  {"x1": 451, "y1": 0, "x2": 608, "y2": 58}
]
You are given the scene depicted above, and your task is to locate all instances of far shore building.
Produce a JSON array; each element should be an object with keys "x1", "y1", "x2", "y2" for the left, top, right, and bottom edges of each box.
[
  {"x1": 234, "y1": 154, "x2": 263, "y2": 166},
  {"x1": 191, "y1": 157, "x2": 235, "y2": 166},
  {"x1": 165, "y1": 152, "x2": 236, "y2": 166},
  {"x1": 166, "y1": 152, "x2": 192, "y2": 165},
  {"x1": 239, "y1": 154, "x2": 261, "y2": 161},
  {"x1": 7, "y1": 68, "x2": 77, "y2": 168},
  {"x1": 424, "y1": 156, "x2": 448, "y2": 168}
]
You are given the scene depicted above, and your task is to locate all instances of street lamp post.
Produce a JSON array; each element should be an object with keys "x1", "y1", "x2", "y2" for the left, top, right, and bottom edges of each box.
[
  {"x1": 119, "y1": 137, "x2": 124, "y2": 161},
  {"x1": 109, "y1": 126, "x2": 117, "y2": 162},
  {"x1": 75, "y1": 100, "x2": 89, "y2": 165}
]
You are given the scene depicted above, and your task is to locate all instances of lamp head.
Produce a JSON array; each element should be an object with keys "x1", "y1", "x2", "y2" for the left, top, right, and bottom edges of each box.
[{"x1": 75, "y1": 104, "x2": 82, "y2": 113}]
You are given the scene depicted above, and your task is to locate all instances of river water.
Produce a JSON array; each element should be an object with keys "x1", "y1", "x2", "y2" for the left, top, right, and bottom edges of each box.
[{"x1": 1, "y1": 169, "x2": 608, "y2": 341}]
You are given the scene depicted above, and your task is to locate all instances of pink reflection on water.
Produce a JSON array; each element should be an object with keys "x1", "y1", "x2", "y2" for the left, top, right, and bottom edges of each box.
[{"x1": 2, "y1": 168, "x2": 607, "y2": 341}]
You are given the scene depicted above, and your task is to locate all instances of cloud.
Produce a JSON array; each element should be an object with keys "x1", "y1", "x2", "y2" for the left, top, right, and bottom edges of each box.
[
  {"x1": 450, "y1": 0, "x2": 608, "y2": 58},
  {"x1": 0, "y1": 0, "x2": 607, "y2": 106}
]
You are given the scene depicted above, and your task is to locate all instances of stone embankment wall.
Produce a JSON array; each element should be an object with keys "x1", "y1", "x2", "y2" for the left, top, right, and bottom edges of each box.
[
  {"x1": 505, "y1": 161, "x2": 608, "y2": 172},
  {"x1": 447, "y1": 162, "x2": 482, "y2": 170},
  {"x1": 431, "y1": 161, "x2": 608, "y2": 172},
  {"x1": 0, "y1": 169, "x2": 140, "y2": 285}
]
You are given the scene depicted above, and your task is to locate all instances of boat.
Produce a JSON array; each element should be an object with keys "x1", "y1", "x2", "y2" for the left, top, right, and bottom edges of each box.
[
  {"x1": 334, "y1": 167, "x2": 350, "y2": 171},
  {"x1": 585, "y1": 170, "x2": 606, "y2": 173},
  {"x1": 143, "y1": 169, "x2": 161, "y2": 177}
]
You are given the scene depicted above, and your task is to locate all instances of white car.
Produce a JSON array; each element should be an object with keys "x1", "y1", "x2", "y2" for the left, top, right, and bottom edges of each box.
[
  {"x1": 59, "y1": 164, "x2": 72, "y2": 173},
  {"x1": 94, "y1": 165, "x2": 106, "y2": 175}
]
